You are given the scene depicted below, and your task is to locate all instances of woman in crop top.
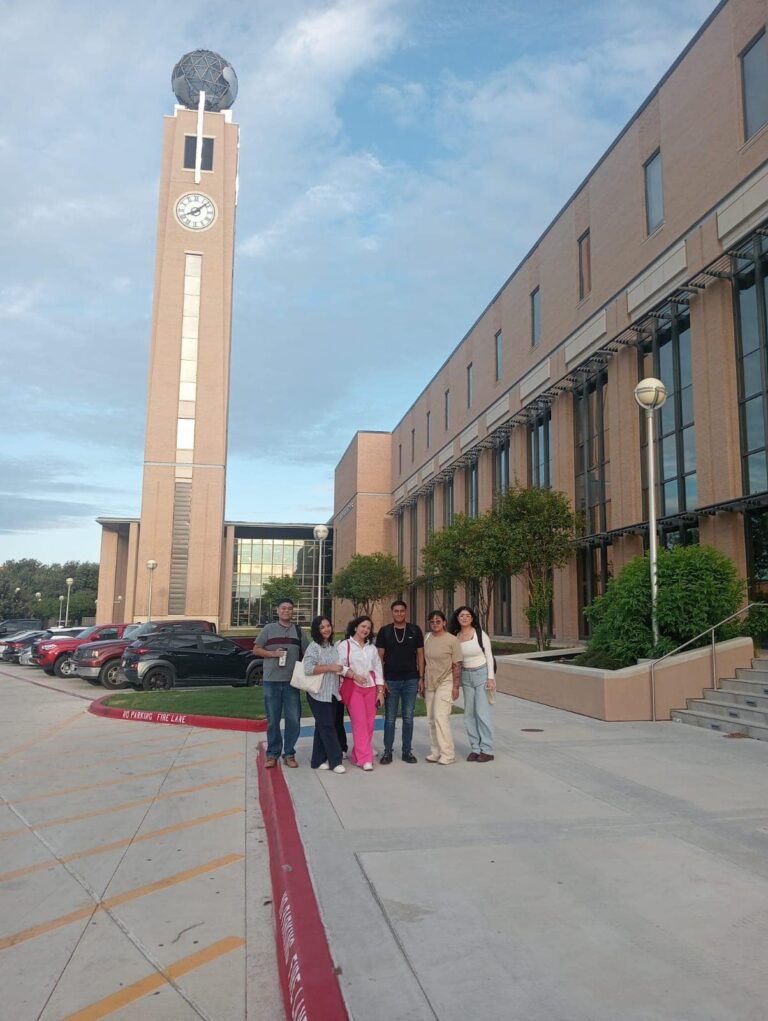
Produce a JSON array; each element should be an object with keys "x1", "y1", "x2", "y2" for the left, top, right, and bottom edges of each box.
[{"x1": 449, "y1": 605, "x2": 496, "y2": 762}]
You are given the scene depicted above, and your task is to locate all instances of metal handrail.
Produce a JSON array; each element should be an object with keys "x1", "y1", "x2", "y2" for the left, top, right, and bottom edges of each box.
[{"x1": 649, "y1": 602, "x2": 765, "y2": 721}]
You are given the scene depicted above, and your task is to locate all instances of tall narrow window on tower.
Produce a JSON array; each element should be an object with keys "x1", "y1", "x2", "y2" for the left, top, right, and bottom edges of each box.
[
  {"x1": 529, "y1": 409, "x2": 551, "y2": 488},
  {"x1": 184, "y1": 135, "x2": 214, "y2": 171},
  {"x1": 466, "y1": 363, "x2": 473, "y2": 408},
  {"x1": 644, "y1": 151, "x2": 664, "y2": 235},
  {"x1": 494, "y1": 330, "x2": 503, "y2": 381},
  {"x1": 426, "y1": 410, "x2": 431, "y2": 449},
  {"x1": 444, "y1": 388, "x2": 451, "y2": 430},
  {"x1": 742, "y1": 31, "x2": 768, "y2": 140}
]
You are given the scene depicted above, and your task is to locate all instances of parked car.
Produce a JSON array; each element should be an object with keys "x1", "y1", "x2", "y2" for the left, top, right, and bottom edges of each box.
[
  {"x1": 0, "y1": 630, "x2": 48, "y2": 663},
  {"x1": 0, "y1": 618, "x2": 43, "y2": 638},
  {"x1": 35, "y1": 623, "x2": 137, "y2": 678},
  {"x1": 72, "y1": 619, "x2": 218, "y2": 690},
  {"x1": 121, "y1": 632, "x2": 261, "y2": 691}
]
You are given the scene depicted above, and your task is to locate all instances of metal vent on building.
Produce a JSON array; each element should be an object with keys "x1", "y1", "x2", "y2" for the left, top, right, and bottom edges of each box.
[{"x1": 168, "y1": 481, "x2": 192, "y2": 614}]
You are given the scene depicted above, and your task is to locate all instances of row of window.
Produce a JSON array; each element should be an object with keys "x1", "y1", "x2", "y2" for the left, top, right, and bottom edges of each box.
[{"x1": 396, "y1": 29, "x2": 768, "y2": 478}]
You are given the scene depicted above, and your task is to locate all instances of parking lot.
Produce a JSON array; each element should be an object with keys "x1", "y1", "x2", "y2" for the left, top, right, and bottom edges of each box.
[{"x1": 0, "y1": 663, "x2": 281, "y2": 1021}]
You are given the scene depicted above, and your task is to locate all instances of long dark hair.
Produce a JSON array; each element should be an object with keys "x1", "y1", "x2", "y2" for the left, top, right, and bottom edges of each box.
[
  {"x1": 449, "y1": 605, "x2": 485, "y2": 650},
  {"x1": 345, "y1": 615, "x2": 374, "y2": 642},
  {"x1": 310, "y1": 615, "x2": 333, "y2": 645}
]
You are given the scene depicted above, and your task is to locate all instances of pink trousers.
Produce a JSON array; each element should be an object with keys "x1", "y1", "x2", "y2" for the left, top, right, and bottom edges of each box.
[{"x1": 341, "y1": 679, "x2": 378, "y2": 766}]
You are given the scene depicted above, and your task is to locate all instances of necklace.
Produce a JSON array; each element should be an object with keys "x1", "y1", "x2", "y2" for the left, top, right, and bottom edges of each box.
[{"x1": 393, "y1": 625, "x2": 407, "y2": 644}]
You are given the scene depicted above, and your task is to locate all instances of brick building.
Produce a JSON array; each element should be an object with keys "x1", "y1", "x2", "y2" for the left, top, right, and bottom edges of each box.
[{"x1": 333, "y1": 0, "x2": 768, "y2": 640}]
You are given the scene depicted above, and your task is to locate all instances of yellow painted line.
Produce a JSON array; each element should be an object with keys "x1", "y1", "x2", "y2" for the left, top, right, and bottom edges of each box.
[
  {"x1": 12, "y1": 750, "x2": 243, "y2": 803},
  {"x1": 60, "y1": 935, "x2": 245, "y2": 1021},
  {"x1": 0, "y1": 775, "x2": 244, "y2": 840},
  {"x1": 0, "y1": 711, "x2": 84, "y2": 764},
  {"x1": 0, "y1": 807, "x2": 244, "y2": 883},
  {"x1": 0, "y1": 854, "x2": 244, "y2": 951}
]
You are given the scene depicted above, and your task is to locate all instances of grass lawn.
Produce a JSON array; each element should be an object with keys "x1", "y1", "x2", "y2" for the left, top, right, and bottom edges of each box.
[{"x1": 103, "y1": 687, "x2": 462, "y2": 720}]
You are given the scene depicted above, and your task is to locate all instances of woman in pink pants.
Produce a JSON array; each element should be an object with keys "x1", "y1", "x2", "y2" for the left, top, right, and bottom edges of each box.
[{"x1": 337, "y1": 616, "x2": 385, "y2": 771}]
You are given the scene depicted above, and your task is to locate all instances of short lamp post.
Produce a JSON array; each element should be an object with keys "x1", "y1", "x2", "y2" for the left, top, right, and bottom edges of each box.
[
  {"x1": 146, "y1": 560, "x2": 158, "y2": 622},
  {"x1": 313, "y1": 525, "x2": 329, "y2": 617},
  {"x1": 58, "y1": 595, "x2": 64, "y2": 627},
  {"x1": 634, "y1": 377, "x2": 667, "y2": 649},
  {"x1": 64, "y1": 577, "x2": 74, "y2": 627}
]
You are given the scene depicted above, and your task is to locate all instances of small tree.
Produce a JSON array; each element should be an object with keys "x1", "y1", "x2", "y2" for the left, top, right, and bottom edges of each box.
[
  {"x1": 261, "y1": 575, "x2": 303, "y2": 618},
  {"x1": 329, "y1": 553, "x2": 409, "y2": 617},
  {"x1": 583, "y1": 544, "x2": 745, "y2": 666},
  {"x1": 420, "y1": 512, "x2": 511, "y2": 632},
  {"x1": 498, "y1": 485, "x2": 578, "y2": 650}
]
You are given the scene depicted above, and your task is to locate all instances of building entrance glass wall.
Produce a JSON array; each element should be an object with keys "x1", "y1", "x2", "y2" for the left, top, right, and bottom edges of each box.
[{"x1": 231, "y1": 525, "x2": 333, "y2": 628}]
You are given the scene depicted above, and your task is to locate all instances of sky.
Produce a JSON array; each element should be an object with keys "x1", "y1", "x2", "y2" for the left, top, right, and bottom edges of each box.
[{"x1": 0, "y1": 0, "x2": 719, "y2": 563}]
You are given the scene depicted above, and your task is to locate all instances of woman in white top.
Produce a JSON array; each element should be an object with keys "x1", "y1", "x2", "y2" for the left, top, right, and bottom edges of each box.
[
  {"x1": 449, "y1": 605, "x2": 496, "y2": 762},
  {"x1": 337, "y1": 616, "x2": 385, "y2": 771}
]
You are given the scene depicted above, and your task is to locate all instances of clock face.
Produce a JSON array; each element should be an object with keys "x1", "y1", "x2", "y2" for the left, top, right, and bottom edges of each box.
[{"x1": 175, "y1": 192, "x2": 216, "y2": 230}]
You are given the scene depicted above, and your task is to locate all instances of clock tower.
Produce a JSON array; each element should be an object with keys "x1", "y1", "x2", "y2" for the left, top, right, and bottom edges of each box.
[{"x1": 132, "y1": 51, "x2": 239, "y2": 624}]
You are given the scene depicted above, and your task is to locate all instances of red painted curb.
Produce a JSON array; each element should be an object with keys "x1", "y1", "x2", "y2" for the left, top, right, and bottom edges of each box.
[
  {"x1": 257, "y1": 744, "x2": 349, "y2": 1021},
  {"x1": 88, "y1": 694, "x2": 267, "y2": 733}
]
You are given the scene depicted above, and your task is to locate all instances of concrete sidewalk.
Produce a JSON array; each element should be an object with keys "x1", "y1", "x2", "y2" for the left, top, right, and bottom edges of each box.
[{"x1": 285, "y1": 694, "x2": 768, "y2": 1021}]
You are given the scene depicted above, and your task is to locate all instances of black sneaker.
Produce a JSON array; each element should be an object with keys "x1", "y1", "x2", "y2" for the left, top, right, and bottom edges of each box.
[
  {"x1": 402, "y1": 751, "x2": 418, "y2": 764},
  {"x1": 379, "y1": 751, "x2": 393, "y2": 765}
]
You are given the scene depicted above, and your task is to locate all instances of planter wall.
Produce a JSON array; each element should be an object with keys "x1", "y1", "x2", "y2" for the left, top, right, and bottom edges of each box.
[{"x1": 495, "y1": 637, "x2": 755, "y2": 721}]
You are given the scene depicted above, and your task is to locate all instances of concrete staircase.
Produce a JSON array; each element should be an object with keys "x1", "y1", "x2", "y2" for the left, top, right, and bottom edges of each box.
[{"x1": 671, "y1": 658, "x2": 768, "y2": 740}]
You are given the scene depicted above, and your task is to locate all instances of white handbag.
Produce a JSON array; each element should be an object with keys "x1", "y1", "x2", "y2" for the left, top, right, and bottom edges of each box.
[{"x1": 290, "y1": 657, "x2": 323, "y2": 695}]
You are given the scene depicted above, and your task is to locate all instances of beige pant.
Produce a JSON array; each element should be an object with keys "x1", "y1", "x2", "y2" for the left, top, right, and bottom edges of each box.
[{"x1": 426, "y1": 680, "x2": 455, "y2": 763}]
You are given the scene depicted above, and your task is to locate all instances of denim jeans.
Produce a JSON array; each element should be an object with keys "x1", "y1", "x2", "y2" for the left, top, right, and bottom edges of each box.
[
  {"x1": 383, "y1": 677, "x2": 418, "y2": 754},
  {"x1": 461, "y1": 665, "x2": 493, "y2": 754},
  {"x1": 264, "y1": 681, "x2": 301, "y2": 758}
]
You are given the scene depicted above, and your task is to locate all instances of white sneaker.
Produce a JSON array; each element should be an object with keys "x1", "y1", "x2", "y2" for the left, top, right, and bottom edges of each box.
[
  {"x1": 318, "y1": 763, "x2": 330, "y2": 770},
  {"x1": 332, "y1": 764, "x2": 346, "y2": 774},
  {"x1": 362, "y1": 762, "x2": 373, "y2": 771}
]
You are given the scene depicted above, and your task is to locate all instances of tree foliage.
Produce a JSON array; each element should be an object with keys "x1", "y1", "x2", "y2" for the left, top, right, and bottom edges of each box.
[
  {"x1": 329, "y1": 553, "x2": 409, "y2": 617},
  {"x1": 582, "y1": 544, "x2": 745, "y2": 667},
  {"x1": 261, "y1": 575, "x2": 303, "y2": 617},
  {"x1": 0, "y1": 559, "x2": 98, "y2": 622},
  {"x1": 497, "y1": 485, "x2": 578, "y2": 650},
  {"x1": 420, "y1": 512, "x2": 511, "y2": 633}
]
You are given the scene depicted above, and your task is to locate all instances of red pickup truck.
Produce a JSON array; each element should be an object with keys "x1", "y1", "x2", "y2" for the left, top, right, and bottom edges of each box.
[
  {"x1": 36, "y1": 623, "x2": 138, "y2": 677},
  {"x1": 71, "y1": 620, "x2": 254, "y2": 690}
]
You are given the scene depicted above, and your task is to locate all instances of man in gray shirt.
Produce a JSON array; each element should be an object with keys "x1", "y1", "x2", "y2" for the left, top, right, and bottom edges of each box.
[{"x1": 253, "y1": 599, "x2": 309, "y2": 768}]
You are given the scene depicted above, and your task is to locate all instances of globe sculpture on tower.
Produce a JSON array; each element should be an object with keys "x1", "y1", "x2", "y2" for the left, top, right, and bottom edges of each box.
[{"x1": 172, "y1": 50, "x2": 238, "y2": 112}]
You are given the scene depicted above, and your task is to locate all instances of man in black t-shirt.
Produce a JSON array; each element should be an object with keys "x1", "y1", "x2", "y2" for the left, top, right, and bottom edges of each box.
[{"x1": 376, "y1": 599, "x2": 424, "y2": 764}]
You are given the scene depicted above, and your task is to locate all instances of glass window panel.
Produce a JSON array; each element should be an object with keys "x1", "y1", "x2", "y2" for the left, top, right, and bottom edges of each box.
[
  {"x1": 748, "y1": 451, "x2": 768, "y2": 494},
  {"x1": 662, "y1": 435, "x2": 678, "y2": 481},
  {"x1": 645, "y1": 151, "x2": 664, "y2": 234},
  {"x1": 680, "y1": 386, "x2": 693, "y2": 428},
  {"x1": 742, "y1": 349, "x2": 763, "y2": 397},
  {"x1": 664, "y1": 480, "x2": 679, "y2": 515},
  {"x1": 684, "y1": 473, "x2": 698, "y2": 510},
  {"x1": 745, "y1": 396, "x2": 766, "y2": 453},
  {"x1": 743, "y1": 32, "x2": 768, "y2": 140},
  {"x1": 678, "y1": 322, "x2": 692, "y2": 387},
  {"x1": 660, "y1": 393, "x2": 677, "y2": 435},
  {"x1": 682, "y1": 426, "x2": 696, "y2": 474},
  {"x1": 659, "y1": 340, "x2": 673, "y2": 391},
  {"x1": 739, "y1": 274, "x2": 760, "y2": 354},
  {"x1": 531, "y1": 287, "x2": 541, "y2": 346}
]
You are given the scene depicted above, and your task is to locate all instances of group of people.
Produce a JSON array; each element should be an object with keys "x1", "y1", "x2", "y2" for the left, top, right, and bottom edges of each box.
[{"x1": 252, "y1": 598, "x2": 496, "y2": 772}]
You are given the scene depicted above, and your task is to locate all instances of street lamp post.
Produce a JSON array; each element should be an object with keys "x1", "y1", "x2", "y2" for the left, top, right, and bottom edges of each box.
[
  {"x1": 64, "y1": 577, "x2": 74, "y2": 628},
  {"x1": 58, "y1": 595, "x2": 64, "y2": 627},
  {"x1": 312, "y1": 525, "x2": 329, "y2": 617},
  {"x1": 146, "y1": 560, "x2": 158, "y2": 621},
  {"x1": 634, "y1": 377, "x2": 667, "y2": 649}
]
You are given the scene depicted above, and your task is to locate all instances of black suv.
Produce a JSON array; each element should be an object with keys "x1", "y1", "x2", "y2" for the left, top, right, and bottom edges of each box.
[
  {"x1": 121, "y1": 632, "x2": 261, "y2": 691},
  {"x1": 0, "y1": 618, "x2": 43, "y2": 638}
]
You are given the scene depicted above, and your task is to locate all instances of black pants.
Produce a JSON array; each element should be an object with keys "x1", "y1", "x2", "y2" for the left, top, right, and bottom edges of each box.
[
  {"x1": 308, "y1": 694, "x2": 344, "y2": 768},
  {"x1": 334, "y1": 696, "x2": 348, "y2": 753}
]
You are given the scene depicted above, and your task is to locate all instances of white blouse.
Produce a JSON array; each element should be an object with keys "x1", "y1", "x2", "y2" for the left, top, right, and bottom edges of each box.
[
  {"x1": 459, "y1": 629, "x2": 495, "y2": 679},
  {"x1": 336, "y1": 638, "x2": 384, "y2": 688}
]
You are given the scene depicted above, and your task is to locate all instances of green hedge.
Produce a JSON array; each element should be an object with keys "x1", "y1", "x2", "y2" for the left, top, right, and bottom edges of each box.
[{"x1": 581, "y1": 545, "x2": 745, "y2": 668}]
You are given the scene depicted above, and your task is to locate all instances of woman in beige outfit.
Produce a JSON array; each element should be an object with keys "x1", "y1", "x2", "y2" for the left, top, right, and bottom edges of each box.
[{"x1": 420, "y1": 610, "x2": 463, "y2": 765}]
